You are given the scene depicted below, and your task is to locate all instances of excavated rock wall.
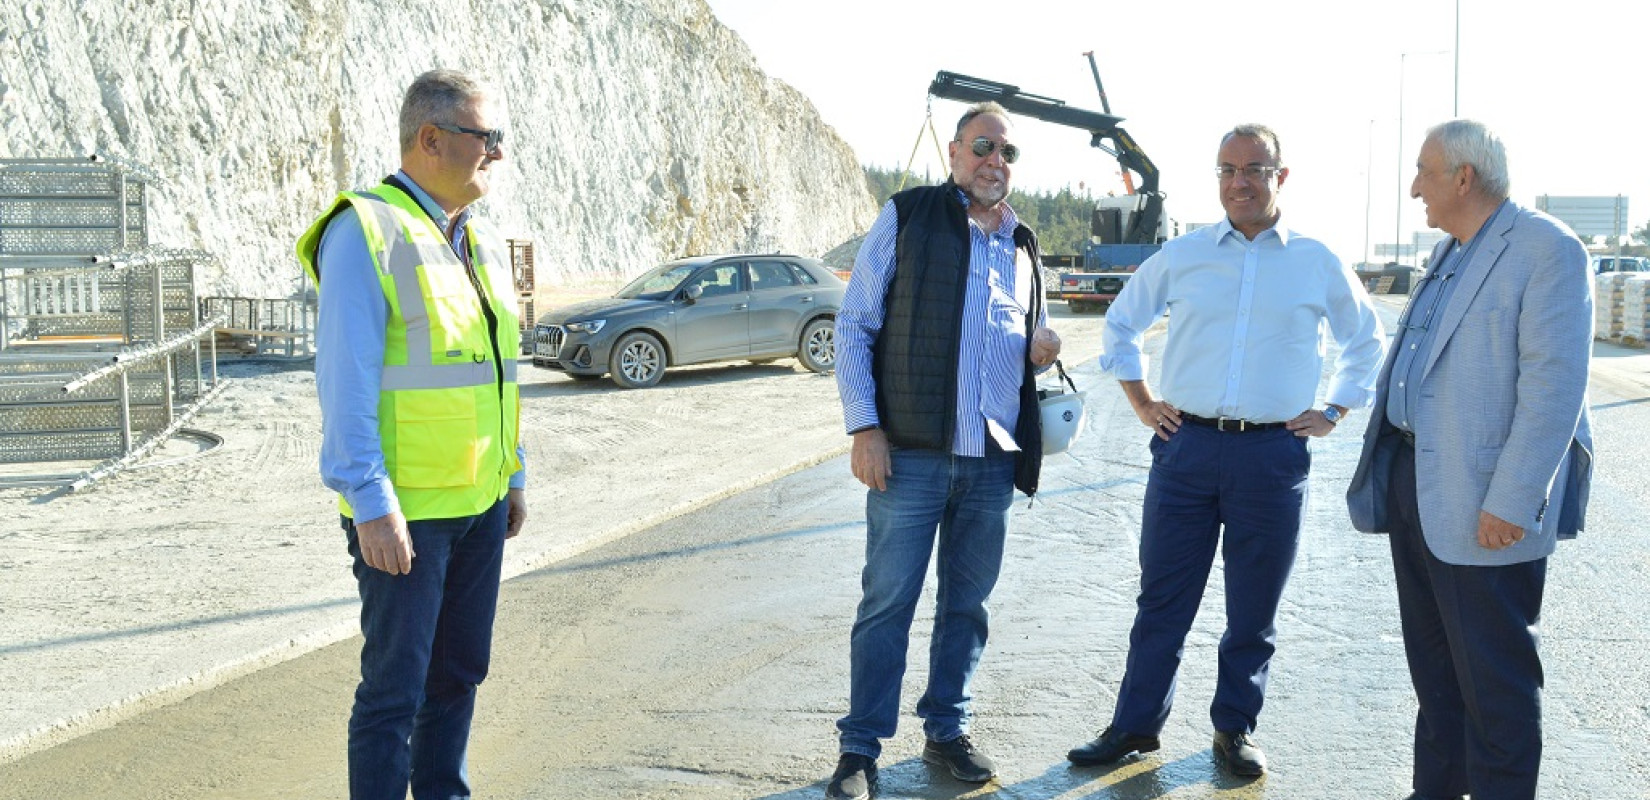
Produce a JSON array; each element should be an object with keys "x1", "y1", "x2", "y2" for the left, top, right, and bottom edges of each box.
[{"x1": 0, "y1": 0, "x2": 876, "y2": 297}]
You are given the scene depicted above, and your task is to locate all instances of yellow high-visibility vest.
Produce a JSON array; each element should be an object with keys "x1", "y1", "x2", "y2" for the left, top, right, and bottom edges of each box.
[{"x1": 296, "y1": 181, "x2": 521, "y2": 521}]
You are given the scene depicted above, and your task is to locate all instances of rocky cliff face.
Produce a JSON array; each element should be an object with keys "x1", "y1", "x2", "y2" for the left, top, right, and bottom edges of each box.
[{"x1": 0, "y1": 0, "x2": 876, "y2": 298}]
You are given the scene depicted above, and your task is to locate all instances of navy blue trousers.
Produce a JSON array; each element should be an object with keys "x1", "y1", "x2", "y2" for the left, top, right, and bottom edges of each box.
[
  {"x1": 1110, "y1": 423, "x2": 1309, "y2": 736},
  {"x1": 1388, "y1": 438, "x2": 1546, "y2": 800}
]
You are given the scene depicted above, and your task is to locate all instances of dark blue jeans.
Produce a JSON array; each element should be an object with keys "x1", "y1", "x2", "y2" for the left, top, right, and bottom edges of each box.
[
  {"x1": 1111, "y1": 424, "x2": 1309, "y2": 736},
  {"x1": 345, "y1": 498, "x2": 508, "y2": 800},
  {"x1": 837, "y1": 448, "x2": 1015, "y2": 759}
]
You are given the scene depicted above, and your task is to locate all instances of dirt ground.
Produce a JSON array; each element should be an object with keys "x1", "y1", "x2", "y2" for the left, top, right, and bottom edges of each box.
[
  {"x1": 0, "y1": 298, "x2": 1111, "y2": 765},
  {"x1": 6, "y1": 298, "x2": 1650, "y2": 799}
]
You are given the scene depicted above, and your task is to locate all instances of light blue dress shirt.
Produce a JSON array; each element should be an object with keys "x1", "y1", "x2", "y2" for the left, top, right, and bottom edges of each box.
[
  {"x1": 836, "y1": 192, "x2": 1045, "y2": 457},
  {"x1": 1100, "y1": 216, "x2": 1386, "y2": 422},
  {"x1": 314, "y1": 170, "x2": 526, "y2": 523}
]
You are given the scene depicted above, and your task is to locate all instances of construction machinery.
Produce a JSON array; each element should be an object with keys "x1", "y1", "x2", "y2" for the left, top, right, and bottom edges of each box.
[{"x1": 927, "y1": 55, "x2": 1171, "y2": 312}]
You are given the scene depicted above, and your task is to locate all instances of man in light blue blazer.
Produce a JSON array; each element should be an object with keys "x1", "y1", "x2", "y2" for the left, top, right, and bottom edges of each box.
[{"x1": 1346, "y1": 119, "x2": 1593, "y2": 800}]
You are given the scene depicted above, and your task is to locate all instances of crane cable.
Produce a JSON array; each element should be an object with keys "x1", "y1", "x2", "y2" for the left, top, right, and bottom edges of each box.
[{"x1": 896, "y1": 98, "x2": 950, "y2": 193}]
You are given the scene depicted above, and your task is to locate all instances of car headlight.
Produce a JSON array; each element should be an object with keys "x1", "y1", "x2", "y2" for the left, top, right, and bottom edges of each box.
[{"x1": 564, "y1": 320, "x2": 606, "y2": 334}]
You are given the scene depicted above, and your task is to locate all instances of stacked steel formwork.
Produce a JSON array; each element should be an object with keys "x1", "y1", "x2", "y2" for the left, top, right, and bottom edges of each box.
[
  {"x1": 507, "y1": 238, "x2": 536, "y2": 353},
  {"x1": 0, "y1": 157, "x2": 225, "y2": 487}
]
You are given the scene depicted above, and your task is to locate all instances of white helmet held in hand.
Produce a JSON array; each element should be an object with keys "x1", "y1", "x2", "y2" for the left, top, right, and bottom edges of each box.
[{"x1": 1039, "y1": 360, "x2": 1086, "y2": 454}]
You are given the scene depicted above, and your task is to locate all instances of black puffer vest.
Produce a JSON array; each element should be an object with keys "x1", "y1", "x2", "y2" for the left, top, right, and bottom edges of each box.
[{"x1": 876, "y1": 180, "x2": 1046, "y2": 495}]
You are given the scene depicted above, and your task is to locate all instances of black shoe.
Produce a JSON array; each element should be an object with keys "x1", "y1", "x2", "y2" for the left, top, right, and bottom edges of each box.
[
  {"x1": 922, "y1": 734, "x2": 997, "y2": 783},
  {"x1": 1212, "y1": 730, "x2": 1266, "y2": 777},
  {"x1": 825, "y1": 753, "x2": 877, "y2": 799},
  {"x1": 1067, "y1": 725, "x2": 1162, "y2": 766}
]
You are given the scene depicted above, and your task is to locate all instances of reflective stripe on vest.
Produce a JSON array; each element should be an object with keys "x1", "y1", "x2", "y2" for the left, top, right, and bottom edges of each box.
[{"x1": 382, "y1": 359, "x2": 519, "y2": 391}]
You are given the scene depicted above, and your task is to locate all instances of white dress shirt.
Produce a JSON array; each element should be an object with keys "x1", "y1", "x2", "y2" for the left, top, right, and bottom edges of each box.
[{"x1": 1099, "y1": 216, "x2": 1386, "y2": 422}]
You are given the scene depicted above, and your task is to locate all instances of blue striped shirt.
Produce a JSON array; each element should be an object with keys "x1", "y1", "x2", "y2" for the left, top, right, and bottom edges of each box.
[
  {"x1": 835, "y1": 192, "x2": 1043, "y2": 456},
  {"x1": 314, "y1": 170, "x2": 526, "y2": 523}
]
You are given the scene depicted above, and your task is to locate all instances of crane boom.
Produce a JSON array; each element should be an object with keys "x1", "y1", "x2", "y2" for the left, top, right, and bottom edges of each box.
[{"x1": 927, "y1": 70, "x2": 1163, "y2": 246}]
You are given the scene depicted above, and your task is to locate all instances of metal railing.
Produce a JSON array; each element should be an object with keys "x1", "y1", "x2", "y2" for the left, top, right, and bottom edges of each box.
[
  {"x1": 0, "y1": 313, "x2": 227, "y2": 488},
  {"x1": 200, "y1": 295, "x2": 315, "y2": 357}
]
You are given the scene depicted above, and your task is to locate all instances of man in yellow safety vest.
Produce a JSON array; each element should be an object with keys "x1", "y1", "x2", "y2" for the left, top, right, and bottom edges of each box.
[{"x1": 296, "y1": 69, "x2": 526, "y2": 800}]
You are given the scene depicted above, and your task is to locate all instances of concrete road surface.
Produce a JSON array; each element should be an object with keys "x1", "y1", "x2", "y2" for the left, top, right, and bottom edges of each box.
[{"x1": 4, "y1": 299, "x2": 1649, "y2": 799}]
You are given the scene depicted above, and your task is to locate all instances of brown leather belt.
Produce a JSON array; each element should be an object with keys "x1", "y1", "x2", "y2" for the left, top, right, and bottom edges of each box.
[{"x1": 1180, "y1": 413, "x2": 1288, "y2": 433}]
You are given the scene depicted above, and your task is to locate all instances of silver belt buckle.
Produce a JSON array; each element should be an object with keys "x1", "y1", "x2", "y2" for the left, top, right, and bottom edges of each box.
[{"x1": 1217, "y1": 416, "x2": 1245, "y2": 432}]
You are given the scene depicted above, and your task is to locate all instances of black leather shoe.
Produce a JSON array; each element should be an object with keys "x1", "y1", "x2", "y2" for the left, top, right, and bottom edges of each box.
[
  {"x1": 1212, "y1": 730, "x2": 1266, "y2": 777},
  {"x1": 825, "y1": 753, "x2": 877, "y2": 800},
  {"x1": 1067, "y1": 726, "x2": 1162, "y2": 766},
  {"x1": 922, "y1": 734, "x2": 997, "y2": 783}
]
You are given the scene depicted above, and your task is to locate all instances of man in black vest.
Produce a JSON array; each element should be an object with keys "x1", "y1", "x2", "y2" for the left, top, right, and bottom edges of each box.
[{"x1": 824, "y1": 102, "x2": 1062, "y2": 800}]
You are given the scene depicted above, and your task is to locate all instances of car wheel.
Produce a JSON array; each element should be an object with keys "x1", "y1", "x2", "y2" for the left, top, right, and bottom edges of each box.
[
  {"x1": 609, "y1": 331, "x2": 666, "y2": 389},
  {"x1": 797, "y1": 318, "x2": 835, "y2": 374}
]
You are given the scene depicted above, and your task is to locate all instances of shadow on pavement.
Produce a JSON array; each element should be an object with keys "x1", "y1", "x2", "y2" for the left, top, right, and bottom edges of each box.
[
  {"x1": 521, "y1": 520, "x2": 863, "y2": 577},
  {"x1": 748, "y1": 752, "x2": 1261, "y2": 800},
  {"x1": 0, "y1": 596, "x2": 355, "y2": 656}
]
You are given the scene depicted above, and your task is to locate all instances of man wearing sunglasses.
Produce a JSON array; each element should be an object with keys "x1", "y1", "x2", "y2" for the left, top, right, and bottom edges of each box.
[
  {"x1": 295, "y1": 69, "x2": 526, "y2": 800},
  {"x1": 828, "y1": 102, "x2": 1061, "y2": 799},
  {"x1": 1067, "y1": 124, "x2": 1385, "y2": 778}
]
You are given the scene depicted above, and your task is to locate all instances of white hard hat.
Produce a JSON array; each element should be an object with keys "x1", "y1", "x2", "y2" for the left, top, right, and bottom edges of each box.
[
  {"x1": 1039, "y1": 360, "x2": 1086, "y2": 454},
  {"x1": 1041, "y1": 390, "x2": 1087, "y2": 454}
]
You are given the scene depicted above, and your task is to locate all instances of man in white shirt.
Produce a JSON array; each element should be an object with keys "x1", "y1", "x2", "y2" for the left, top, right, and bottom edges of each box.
[{"x1": 1066, "y1": 123, "x2": 1386, "y2": 778}]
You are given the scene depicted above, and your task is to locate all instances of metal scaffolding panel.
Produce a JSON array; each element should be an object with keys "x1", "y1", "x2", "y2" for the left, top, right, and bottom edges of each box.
[
  {"x1": 0, "y1": 313, "x2": 225, "y2": 473},
  {"x1": 0, "y1": 157, "x2": 153, "y2": 256},
  {"x1": 1, "y1": 249, "x2": 206, "y2": 349}
]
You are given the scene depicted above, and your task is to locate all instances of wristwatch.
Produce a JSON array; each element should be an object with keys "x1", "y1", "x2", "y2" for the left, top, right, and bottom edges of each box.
[{"x1": 1321, "y1": 406, "x2": 1343, "y2": 425}]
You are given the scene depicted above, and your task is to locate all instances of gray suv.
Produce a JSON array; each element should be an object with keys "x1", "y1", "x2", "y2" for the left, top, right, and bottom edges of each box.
[{"x1": 531, "y1": 254, "x2": 844, "y2": 389}]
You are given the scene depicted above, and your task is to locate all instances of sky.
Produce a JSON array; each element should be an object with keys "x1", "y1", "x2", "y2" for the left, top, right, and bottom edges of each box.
[{"x1": 703, "y1": 0, "x2": 1647, "y2": 266}]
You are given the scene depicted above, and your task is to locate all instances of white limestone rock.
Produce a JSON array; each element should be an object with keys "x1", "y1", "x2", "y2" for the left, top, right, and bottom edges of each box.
[{"x1": 0, "y1": 0, "x2": 877, "y2": 297}]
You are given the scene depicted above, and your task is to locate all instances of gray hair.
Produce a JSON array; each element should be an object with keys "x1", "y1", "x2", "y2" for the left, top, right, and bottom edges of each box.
[
  {"x1": 954, "y1": 101, "x2": 1009, "y2": 139},
  {"x1": 398, "y1": 70, "x2": 488, "y2": 154},
  {"x1": 1426, "y1": 119, "x2": 1510, "y2": 199},
  {"x1": 1220, "y1": 123, "x2": 1283, "y2": 164}
]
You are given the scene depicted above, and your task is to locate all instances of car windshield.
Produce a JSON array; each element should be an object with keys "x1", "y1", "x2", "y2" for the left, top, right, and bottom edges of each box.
[{"x1": 615, "y1": 263, "x2": 699, "y2": 300}]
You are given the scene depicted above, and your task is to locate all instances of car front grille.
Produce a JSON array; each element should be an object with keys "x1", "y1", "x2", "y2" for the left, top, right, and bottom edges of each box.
[{"x1": 535, "y1": 325, "x2": 564, "y2": 356}]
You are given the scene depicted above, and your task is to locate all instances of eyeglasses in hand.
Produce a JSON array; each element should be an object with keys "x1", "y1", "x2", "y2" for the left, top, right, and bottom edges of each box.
[{"x1": 1396, "y1": 269, "x2": 1457, "y2": 333}]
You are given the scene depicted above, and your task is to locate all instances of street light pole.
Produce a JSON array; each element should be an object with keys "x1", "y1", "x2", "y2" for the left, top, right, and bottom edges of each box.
[
  {"x1": 1365, "y1": 119, "x2": 1374, "y2": 267},
  {"x1": 1397, "y1": 53, "x2": 1408, "y2": 267}
]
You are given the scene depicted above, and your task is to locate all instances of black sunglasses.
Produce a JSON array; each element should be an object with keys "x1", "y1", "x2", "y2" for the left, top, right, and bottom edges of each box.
[
  {"x1": 962, "y1": 136, "x2": 1020, "y2": 164},
  {"x1": 434, "y1": 123, "x2": 505, "y2": 153}
]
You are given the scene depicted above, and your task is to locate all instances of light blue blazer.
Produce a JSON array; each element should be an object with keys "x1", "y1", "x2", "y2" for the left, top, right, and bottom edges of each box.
[{"x1": 1346, "y1": 201, "x2": 1593, "y2": 566}]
